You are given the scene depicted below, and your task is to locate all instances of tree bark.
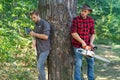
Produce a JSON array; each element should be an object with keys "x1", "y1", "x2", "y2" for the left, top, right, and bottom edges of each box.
[{"x1": 38, "y1": 0, "x2": 77, "y2": 80}]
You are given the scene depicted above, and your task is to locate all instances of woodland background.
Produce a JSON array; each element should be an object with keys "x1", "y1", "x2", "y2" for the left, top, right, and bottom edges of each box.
[{"x1": 0, "y1": 0, "x2": 120, "y2": 80}]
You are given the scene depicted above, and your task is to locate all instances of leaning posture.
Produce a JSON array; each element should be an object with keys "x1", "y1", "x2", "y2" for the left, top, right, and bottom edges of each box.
[
  {"x1": 71, "y1": 4, "x2": 95, "y2": 80},
  {"x1": 30, "y1": 10, "x2": 51, "y2": 80}
]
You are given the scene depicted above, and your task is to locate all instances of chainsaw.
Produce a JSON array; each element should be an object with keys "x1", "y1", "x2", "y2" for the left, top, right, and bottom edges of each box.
[{"x1": 76, "y1": 46, "x2": 110, "y2": 63}]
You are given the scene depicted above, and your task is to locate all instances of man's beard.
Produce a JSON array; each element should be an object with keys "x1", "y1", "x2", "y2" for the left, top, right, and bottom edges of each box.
[{"x1": 81, "y1": 14, "x2": 87, "y2": 19}]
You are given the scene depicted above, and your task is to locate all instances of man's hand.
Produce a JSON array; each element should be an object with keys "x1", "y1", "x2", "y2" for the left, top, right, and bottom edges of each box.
[
  {"x1": 82, "y1": 45, "x2": 92, "y2": 50},
  {"x1": 71, "y1": 33, "x2": 87, "y2": 46},
  {"x1": 90, "y1": 43, "x2": 95, "y2": 48},
  {"x1": 82, "y1": 42, "x2": 92, "y2": 50},
  {"x1": 30, "y1": 31, "x2": 49, "y2": 40},
  {"x1": 30, "y1": 31, "x2": 35, "y2": 37},
  {"x1": 82, "y1": 42, "x2": 87, "y2": 48}
]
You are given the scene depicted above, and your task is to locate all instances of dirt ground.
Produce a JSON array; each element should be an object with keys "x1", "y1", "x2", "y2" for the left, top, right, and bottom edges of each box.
[
  {"x1": 0, "y1": 44, "x2": 120, "y2": 80},
  {"x1": 82, "y1": 44, "x2": 120, "y2": 80}
]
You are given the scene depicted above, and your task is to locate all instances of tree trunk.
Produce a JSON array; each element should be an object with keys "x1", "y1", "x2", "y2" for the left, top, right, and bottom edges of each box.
[{"x1": 38, "y1": 0, "x2": 77, "y2": 80}]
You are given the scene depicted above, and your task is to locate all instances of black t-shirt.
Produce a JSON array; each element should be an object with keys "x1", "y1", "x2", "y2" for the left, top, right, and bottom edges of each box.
[{"x1": 34, "y1": 19, "x2": 51, "y2": 53}]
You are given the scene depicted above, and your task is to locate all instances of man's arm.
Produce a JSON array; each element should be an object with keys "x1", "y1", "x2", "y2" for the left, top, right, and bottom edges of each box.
[
  {"x1": 71, "y1": 32, "x2": 87, "y2": 47},
  {"x1": 90, "y1": 34, "x2": 95, "y2": 47},
  {"x1": 32, "y1": 38, "x2": 36, "y2": 48},
  {"x1": 30, "y1": 21, "x2": 50, "y2": 40},
  {"x1": 71, "y1": 17, "x2": 87, "y2": 47},
  {"x1": 90, "y1": 18, "x2": 95, "y2": 47},
  {"x1": 30, "y1": 31, "x2": 48, "y2": 40}
]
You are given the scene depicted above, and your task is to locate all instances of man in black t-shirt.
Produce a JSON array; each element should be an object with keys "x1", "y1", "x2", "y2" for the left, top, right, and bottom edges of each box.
[{"x1": 29, "y1": 10, "x2": 51, "y2": 80}]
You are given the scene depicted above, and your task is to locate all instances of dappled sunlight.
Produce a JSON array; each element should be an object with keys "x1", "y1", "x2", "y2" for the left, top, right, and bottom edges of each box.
[
  {"x1": 99, "y1": 69, "x2": 106, "y2": 72},
  {"x1": 1, "y1": 0, "x2": 120, "y2": 79},
  {"x1": 96, "y1": 76, "x2": 108, "y2": 80},
  {"x1": 95, "y1": 44, "x2": 120, "y2": 61},
  {"x1": 93, "y1": 44, "x2": 120, "y2": 80},
  {"x1": 113, "y1": 45, "x2": 120, "y2": 48},
  {"x1": 113, "y1": 65, "x2": 120, "y2": 71},
  {"x1": 108, "y1": 55, "x2": 120, "y2": 60},
  {"x1": 0, "y1": 62, "x2": 38, "y2": 80},
  {"x1": 0, "y1": 4, "x2": 3, "y2": 11}
]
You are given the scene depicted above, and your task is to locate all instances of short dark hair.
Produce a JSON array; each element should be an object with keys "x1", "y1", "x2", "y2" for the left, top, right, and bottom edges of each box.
[{"x1": 30, "y1": 10, "x2": 40, "y2": 16}]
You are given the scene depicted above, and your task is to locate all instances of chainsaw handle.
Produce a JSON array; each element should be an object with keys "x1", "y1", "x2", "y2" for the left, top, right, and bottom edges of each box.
[{"x1": 93, "y1": 46, "x2": 97, "y2": 50}]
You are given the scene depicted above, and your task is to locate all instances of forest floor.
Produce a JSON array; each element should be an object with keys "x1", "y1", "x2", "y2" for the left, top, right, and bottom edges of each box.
[
  {"x1": 0, "y1": 44, "x2": 120, "y2": 80},
  {"x1": 82, "y1": 44, "x2": 120, "y2": 80}
]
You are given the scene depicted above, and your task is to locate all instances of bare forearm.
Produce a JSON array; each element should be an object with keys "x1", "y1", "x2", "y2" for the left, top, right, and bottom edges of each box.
[
  {"x1": 71, "y1": 33, "x2": 86, "y2": 46},
  {"x1": 34, "y1": 33, "x2": 48, "y2": 40},
  {"x1": 30, "y1": 31, "x2": 48, "y2": 40},
  {"x1": 90, "y1": 34, "x2": 95, "y2": 44}
]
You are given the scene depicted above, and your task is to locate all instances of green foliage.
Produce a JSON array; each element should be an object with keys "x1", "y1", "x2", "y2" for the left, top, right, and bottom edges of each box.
[
  {"x1": 0, "y1": 0, "x2": 120, "y2": 79},
  {"x1": 78, "y1": 0, "x2": 120, "y2": 45},
  {"x1": 0, "y1": 0, "x2": 38, "y2": 68},
  {"x1": 0, "y1": 0, "x2": 38, "y2": 79}
]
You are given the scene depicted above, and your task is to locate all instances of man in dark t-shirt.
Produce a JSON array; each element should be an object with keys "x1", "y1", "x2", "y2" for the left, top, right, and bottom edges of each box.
[
  {"x1": 71, "y1": 4, "x2": 95, "y2": 80},
  {"x1": 29, "y1": 10, "x2": 51, "y2": 80}
]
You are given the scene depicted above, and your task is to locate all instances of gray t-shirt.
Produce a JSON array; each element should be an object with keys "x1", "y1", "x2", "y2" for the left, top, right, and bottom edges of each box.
[{"x1": 34, "y1": 19, "x2": 51, "y2": 53}]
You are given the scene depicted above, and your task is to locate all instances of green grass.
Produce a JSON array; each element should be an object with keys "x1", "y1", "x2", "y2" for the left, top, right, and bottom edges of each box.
[
  {"x1": 0, "y1": 44, "x2": 120, "y2": 80},
  {"x1": 0, "y1": 63, "x2": 38, "y2": 80}
]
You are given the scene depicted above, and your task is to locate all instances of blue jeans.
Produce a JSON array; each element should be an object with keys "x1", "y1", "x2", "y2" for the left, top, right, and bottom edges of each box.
[
  {"x1": 74, "y1": 47, "x2": 94, "y2": 80},
  {"x1": 37, "y1": 50, "x2": 50, "y2": 80}
]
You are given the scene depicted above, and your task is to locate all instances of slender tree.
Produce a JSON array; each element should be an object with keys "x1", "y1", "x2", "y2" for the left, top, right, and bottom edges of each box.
[{"x1": 38, "y1": 0, "x2": 77, "y2": 80}]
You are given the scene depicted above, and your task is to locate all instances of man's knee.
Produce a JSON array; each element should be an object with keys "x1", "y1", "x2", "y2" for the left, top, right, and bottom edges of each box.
[{"x1": 75, "y1": 60, "x2": 82, "y2": 68}]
